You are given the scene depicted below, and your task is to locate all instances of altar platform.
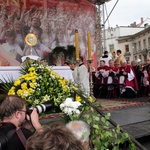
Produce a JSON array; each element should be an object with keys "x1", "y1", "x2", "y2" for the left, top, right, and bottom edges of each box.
[{"x1": 0, "y1": 66, "x2": 74, "y2": 82}]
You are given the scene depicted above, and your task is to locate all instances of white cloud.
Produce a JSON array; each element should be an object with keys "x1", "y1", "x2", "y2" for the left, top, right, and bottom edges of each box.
[{"x1": 104, "y1": 0, "x2": 150, "y2": 27}]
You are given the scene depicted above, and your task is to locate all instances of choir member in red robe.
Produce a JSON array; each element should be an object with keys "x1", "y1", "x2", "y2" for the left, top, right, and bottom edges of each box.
[
  {"x1": 95, "y1": 60, "x2": 109, "y2": 84},
  {"x1": 106, "y1": 60, "x2": 119, "y2": 84},
  {"x1": 117, "y1": 59, "x2": 139, "y2": 98}
]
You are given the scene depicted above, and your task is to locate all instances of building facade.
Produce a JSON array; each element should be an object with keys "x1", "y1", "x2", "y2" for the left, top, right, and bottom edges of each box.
[{"x1": 105, "y1": 17, "x2": 150, "y2": 64}]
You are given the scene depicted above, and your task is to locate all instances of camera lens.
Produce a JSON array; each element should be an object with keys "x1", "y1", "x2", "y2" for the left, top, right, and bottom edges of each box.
[
  {"x1": 35, "y1": 104, "x2": 46, "y2": 114},
  {"x1": 34, "y1": 101, "x2": 53, "y2": 114},
  {"x1": 27, "y1": 101, "x2": 53, "y2": 115}
]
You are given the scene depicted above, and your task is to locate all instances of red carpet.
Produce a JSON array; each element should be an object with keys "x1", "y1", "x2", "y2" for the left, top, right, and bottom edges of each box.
[{"x1": 96, "y1": 99, "x2": 150, "y2": 111}]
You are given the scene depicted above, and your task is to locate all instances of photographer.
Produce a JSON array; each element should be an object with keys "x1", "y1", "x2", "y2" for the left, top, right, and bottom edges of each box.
[{"x1": 0, "y1": 95, "x2": 42, "y2": 150}]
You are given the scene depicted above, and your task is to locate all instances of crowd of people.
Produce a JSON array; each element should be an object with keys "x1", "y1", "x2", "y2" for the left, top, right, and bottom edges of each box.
[
  {"x1": 93, "y1": 50, "x2": 150, "y2": 99},
  {"x1": 0, "y1": 95, "x2": 90, "y2": 150},
  {"x1": 62, "y1": 49, "x2": 150, "y2": 99}
]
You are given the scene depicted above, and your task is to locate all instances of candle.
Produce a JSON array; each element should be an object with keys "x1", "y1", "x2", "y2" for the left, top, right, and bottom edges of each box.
[
  {"x1": 75, "y1": 29, "x2": 79, "y2": 61},
  {"x1": 87, "y1": 32, "x2": 92, "y2": 60}
]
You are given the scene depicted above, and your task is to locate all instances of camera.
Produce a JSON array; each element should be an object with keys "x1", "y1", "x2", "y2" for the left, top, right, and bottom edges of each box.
[{"x1": 27, "y1": 101, "x2": 53, "y2": 115}]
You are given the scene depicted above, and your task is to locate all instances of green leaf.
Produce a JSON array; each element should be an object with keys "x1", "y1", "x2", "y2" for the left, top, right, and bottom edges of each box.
[
  {"x1": 0, "y1": 76, "x2": 14, "y2": 93},
  {"x1": 93, "y1": 124, "x2": 99, "y2": 129}
]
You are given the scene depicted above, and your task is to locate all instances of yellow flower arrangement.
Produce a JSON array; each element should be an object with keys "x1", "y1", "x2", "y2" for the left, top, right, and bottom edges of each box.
[{"x1": 8, "y1": 60, "x2": 73, "y2": 107}]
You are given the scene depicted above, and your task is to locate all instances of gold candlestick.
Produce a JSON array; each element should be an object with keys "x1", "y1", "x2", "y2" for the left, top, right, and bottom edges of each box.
[
  {"x1": 87, "y1": 59, "x2": 95, "y2": 97},
  {"x1": 75, "y1": 29, "x2": 79, "y2": 61},
  {"x1": 87, "y1": 32, "x2": 92, "y2": 60}
]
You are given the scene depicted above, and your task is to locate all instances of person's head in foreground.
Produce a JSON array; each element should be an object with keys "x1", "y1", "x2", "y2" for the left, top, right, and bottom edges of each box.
[
  {"x1": 0, "y1": 95, "x2": 26, "y2": 127},
  {"x1": 26, "y1": 122, "x2": 84, "y2": 150},
  {"x1": 66, "y1": 120, "x2": 91, "y2": 150}
]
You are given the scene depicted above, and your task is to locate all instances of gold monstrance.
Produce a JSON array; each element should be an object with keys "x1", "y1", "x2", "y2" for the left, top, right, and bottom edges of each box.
[
  {"x1": 25, "y1": 33, "x2": 37, "y2": 55},
  {"x1": 22, "y1": 33, "x2": 39, "y2": 62}
]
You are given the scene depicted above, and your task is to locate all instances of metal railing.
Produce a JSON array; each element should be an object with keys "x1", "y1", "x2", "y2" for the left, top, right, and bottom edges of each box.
[{"x1": 73, "y1": 88, "x2": 148, "y2": 150}]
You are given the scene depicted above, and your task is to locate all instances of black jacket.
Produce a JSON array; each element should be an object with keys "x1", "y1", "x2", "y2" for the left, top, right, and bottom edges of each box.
[{"x1": 0, "y1": 122, "x2": 32, "y2": 150}]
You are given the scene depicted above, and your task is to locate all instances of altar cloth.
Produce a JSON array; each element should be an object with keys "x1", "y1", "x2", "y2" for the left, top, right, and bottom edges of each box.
[{"x1": 0, "y1": 66, "x2": 74, "y2": 83}]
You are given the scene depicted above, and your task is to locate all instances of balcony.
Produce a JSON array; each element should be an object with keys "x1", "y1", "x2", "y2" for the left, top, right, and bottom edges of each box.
[
  {"x1": 133, "y1": 50, "x2": 137, "y2": 55},
  {"x1": 124, "y1": 51, "x2": 131, "y2": 56},
  {"x1": 141, "y1": 48, "x2": 148, "y2": 55}
]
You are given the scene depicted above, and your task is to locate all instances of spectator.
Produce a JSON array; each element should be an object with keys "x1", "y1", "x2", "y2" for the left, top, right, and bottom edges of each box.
[
  {"x1": 66, "y1": 120, "x2": 90, "y2": 150},
  {"x1": 26, "y1": 122, "x2": 84, "y2": 150},
  {"x1": 142, "y1": 58, "x2": 150, "y2": 96},
  {"x1": 131, "y1": 60, "x2": 143, "y2": 96},
  {"x1": 0, "y1": 95, "x2": 42, "y2": 150},
  {"x1": 114, "y1": 49, "x2": 124, "y2": 66},
  {"x1": 99, "y1": 51, "x2": 112, "y2": 66}
]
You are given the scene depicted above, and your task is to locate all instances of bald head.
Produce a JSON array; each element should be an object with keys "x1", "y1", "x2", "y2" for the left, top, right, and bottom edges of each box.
[
  {"x1": 146, "y1": 57, "x2": 150, "y2": 64},
  {"x1": 66, "y1": 120, "x2": 90, "y2": 150},
  {"x1": 131, "y1": 60, "x2": 137, "y2": 67},
  {"x1": 120, "y1": 59, "x2": 127, "y2": 67}
]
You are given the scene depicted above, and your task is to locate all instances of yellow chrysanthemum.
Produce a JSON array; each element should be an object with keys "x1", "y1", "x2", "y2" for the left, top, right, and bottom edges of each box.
[
  {"x1": 88, "y1": 96, "x2": 94, "y2": 103},
  {"x1": 28, "y1": 67, "x2": 35, "y2": 72},
  {"x1": 21, "y1": 83, "x2": 27, "y2": 90},
  {"x1": 29, "y1": 82, "x2": 36, "y2": 88},
  {"x1": 8, "y1": 89, "x2": 15, "y2": 95},
  {"x1": 76, "y1": 95, "x2": 81, "y2": 102},
  {"x1": 17, "y1": 89, "x2": 23, "y2": 96},
  {"x1": 28, "y1": 88, "x2": 34, "y2": 94},
  {"x1": 14, "y1": 79, "x2": 21, "y2": 86}
]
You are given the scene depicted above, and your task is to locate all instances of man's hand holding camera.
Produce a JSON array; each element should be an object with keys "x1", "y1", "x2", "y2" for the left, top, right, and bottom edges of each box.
[
  {"x1": 22, "y1": 108, "x2": 42, "y2": 131},
  {"x1": 30, "y1": 108, "x2": 42, "y2": 131}
]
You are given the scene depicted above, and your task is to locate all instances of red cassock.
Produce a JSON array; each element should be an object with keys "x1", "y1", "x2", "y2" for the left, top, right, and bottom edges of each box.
[
  {"x1": 106, "y1": 66, "x2": 119, "y2": 84},
  {"x1": 119, "y1": 65, "x2": 139, "y2": 91},
  {"x1": 107, "y1": 66, "x2": 119, "y2": 72},
  {"x1": 95, "y1": 66, "x2": 109, "y2": 84}
]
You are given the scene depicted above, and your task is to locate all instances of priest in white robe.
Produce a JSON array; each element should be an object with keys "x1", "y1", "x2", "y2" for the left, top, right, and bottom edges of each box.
[{"x1": 73, "y1": 57, "x2": 90, "y2": 96}]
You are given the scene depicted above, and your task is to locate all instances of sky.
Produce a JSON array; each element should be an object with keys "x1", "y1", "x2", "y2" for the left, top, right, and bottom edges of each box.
[{"x1": 104, "y1": 0, "x2": 150, "y2": 28}]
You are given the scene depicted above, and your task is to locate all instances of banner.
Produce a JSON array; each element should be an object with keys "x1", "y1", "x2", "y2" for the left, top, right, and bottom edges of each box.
[{"x1": 0, "y1": 0, "x2": 96, "y2": 67}]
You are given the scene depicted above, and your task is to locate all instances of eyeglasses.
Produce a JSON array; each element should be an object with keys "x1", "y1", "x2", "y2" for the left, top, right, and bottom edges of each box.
[{"x1": 19, "y1": 110, "x2": 27, "y2": 113}]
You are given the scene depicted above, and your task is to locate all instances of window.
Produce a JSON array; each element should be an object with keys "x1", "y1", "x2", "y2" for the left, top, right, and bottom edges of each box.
[
  {"x1": 143, "y1": 39, "x2": 146, "y2": 49},
  {"x1": 109, "y1": 44, "x2": 114, "y2": 52},
  {"x1": 133, "y1": 43, "x2": 137, "y2": 52},
  {"x1": 138, "y1": 41, "x2": 141, "y2": 51},
  {"x1": 139, "y1": 55, "x2": 142, "y2": 60},
  {"x1": 125, "y1": 45, "x2": 129, "y2": 52},
  {"x1": 126, "y1": 57, "x2": 130, "y2": 64}
]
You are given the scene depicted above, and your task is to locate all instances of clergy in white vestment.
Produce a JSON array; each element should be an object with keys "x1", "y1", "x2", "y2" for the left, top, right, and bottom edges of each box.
[{"x1": 73, "y1": 56, "x2": 90, "y2": 96}]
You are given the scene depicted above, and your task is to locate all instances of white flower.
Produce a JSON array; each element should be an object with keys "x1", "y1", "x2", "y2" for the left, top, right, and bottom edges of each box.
[{"x1": 60, "y1": 98, "x2": 81, "y2": 116}]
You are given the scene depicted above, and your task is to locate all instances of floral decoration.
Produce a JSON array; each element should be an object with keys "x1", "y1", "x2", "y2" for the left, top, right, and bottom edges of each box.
[
  {"x1": 60, "y1": 98, "x2": 82, "y2": 120},
  {"x1": 7, "y1": 59, "x2": 90, "y2": 114},
  {"x1": 8, "y1": 60, "x2": 73, "y2": 107},
  {"x1": 2, "y1": 59, "x2": 136, "y2": 149}
]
